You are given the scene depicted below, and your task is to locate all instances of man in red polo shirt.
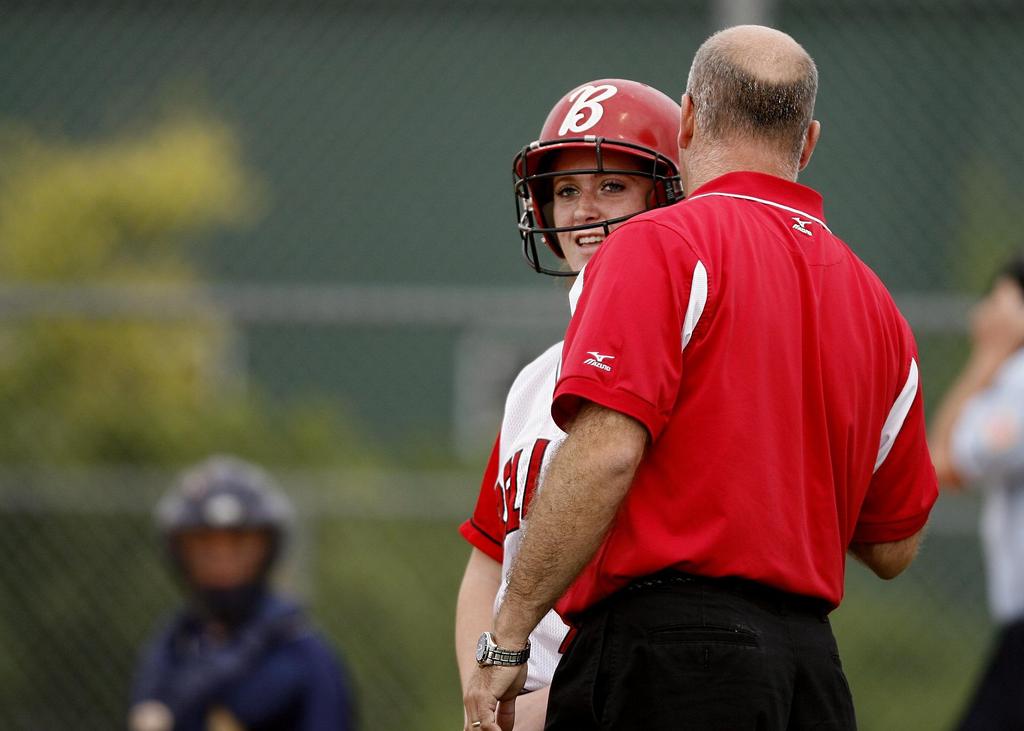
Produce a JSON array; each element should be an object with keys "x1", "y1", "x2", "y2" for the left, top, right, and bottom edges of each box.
[{"x1": 463, "y1": 25, "x2": 937, "y2": 731}]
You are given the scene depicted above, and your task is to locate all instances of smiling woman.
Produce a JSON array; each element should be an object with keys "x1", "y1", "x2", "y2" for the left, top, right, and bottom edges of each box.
[
  {"x1": 456, "y1": 78, "x2": 683, "y2": 731},
  {"x1": 550, "y1": 148, "x2": 655, "y2": 273},
  {"x1": 512, "y1": 78, "x2": 684, "y2": 277}
]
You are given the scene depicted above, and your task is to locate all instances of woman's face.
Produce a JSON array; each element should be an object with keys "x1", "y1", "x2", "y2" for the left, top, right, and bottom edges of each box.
[
  {"x1": 177, "y1": 528, "x2": 271, "y2": 589},
  {"x1": 550, "y1": 148, "x2": 654, "y2": 273}
]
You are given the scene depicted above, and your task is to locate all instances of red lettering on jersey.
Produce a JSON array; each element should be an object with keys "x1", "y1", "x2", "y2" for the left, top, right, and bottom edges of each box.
[
  {"x1": 492, "y1": 479, "x2": 504, "y2": 524},
  {"x1": 497, "y1": 438, "x2": 551, "y2": 535},
  {"x1": 521, "y1": 438, "x2": 550, "y2": 520},
  {"x1": 502, "y1": 450, "x2": 523, "y2": 533}
]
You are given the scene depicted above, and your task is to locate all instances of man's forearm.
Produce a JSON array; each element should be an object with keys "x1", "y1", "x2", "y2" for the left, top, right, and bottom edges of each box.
[
  {"x1": 492, "y1": 403, "x2": 647, "y2": 647},
  {"x1": 849, "y1": 530, "x2": 923, "y2": 580}
]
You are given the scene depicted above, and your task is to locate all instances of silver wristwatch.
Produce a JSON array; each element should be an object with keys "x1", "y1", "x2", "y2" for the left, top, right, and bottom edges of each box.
[{"x1": 475, "y1": 632, "x2": 531, "y2": 667}]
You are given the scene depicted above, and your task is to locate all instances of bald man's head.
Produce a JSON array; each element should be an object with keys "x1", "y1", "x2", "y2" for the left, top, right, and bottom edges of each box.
[{"x1": 686, "y1": 25, "x2": 818, "y2": 162}]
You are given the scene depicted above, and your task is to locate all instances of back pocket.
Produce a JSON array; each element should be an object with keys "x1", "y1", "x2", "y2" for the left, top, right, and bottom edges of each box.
[{"x1": 649, "y1": 624, "x2": 759, "y2": 647}]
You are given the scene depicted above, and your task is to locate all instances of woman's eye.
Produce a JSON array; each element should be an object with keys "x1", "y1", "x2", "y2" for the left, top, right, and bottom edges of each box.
[
  {"x1": 555, "y1": 185, "x2": 579, "y2": 198},
  {"x1": 601, "y1": 180, "x2": 627, "y2": 193}
]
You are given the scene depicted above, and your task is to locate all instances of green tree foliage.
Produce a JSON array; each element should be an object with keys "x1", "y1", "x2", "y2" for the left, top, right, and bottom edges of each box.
[{"x1": 0, "y1": 116, "x2": 365, "y2": 466}]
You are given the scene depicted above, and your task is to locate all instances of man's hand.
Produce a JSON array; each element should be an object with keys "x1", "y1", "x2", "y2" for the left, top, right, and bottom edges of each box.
[{"x1": 463, "y1": 663, "x2": 528, "y2": 731}]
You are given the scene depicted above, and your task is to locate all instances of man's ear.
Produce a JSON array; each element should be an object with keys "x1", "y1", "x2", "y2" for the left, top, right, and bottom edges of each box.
[
  {"x1": 798, "y1": 120, "x2": 821, "y2": 171},
  {"x1": 678, "y1": 93, "x2": 696, "y2": 152}
]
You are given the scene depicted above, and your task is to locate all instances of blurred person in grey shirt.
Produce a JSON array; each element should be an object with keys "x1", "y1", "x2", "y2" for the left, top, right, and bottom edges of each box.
[{"x1": 931, "y1": 252, "x2": 1024, "y2": 730}]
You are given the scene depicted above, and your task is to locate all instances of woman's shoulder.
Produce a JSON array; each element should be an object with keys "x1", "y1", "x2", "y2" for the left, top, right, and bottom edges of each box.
[{"x1": 508, "y1": 341, "x2": 563, "y2": 391}]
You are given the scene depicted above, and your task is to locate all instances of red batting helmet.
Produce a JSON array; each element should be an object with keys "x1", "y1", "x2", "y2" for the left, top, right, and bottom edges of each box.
[{"x1": 513, "y1": 79, "x2": 683, "y2": 276}]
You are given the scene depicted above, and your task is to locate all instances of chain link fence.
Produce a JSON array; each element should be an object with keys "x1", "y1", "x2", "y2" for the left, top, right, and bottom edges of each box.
[{"x1": 1, "y1": 1, "x2": 1022, "y2": 729}]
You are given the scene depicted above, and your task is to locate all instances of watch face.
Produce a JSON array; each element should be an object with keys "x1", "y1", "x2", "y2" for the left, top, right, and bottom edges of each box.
[{"x1": 475, "y1": 632, "x2": 490, "y2": 664}]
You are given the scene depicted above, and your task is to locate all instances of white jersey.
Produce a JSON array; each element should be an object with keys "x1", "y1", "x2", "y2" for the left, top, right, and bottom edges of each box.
[
  {"x1": 952, "y1": 348, "x2": 1024, "y2": 623},
  {"x1": 461, "y1": 340, "x2": 570, "y2": 690}
]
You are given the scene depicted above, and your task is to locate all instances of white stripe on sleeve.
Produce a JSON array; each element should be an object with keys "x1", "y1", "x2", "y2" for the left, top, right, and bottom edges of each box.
[
  {"x1": 874, "y1": 358, "x2": 919, "y2": 472},
  {"x1": 568, "y1": 264, "x2": 586, "y2": 316},
  {"x1": 681, "y1": 261, "x2": 708, "y2": 350}
]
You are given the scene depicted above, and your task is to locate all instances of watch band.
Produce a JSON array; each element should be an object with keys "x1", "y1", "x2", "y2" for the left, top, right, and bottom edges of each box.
[
  {"x1": 483, "y1": 645, "x2": 529, "y2": 666},
  {"x1": 476, "y1": 632, "x2": 530, "y2": 667}
]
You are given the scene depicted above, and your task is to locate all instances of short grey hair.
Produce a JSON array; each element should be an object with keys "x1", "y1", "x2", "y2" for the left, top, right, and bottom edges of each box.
[{"x1": 686, "y1": 30, "x2": 818, "y2": 162}]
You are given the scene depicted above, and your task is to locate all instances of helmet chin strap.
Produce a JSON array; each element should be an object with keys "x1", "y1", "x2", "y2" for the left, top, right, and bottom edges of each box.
[{"x1": 192, "y1": 582, "x2": 268, "y2": 628}]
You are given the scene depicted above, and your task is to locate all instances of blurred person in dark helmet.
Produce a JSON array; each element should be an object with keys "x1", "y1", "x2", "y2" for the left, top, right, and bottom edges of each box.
[
  {"x1": 930, "y1": 253, "x2": 1024, "y2": 731},
  {"x1": 128, "y1": 455, "x2": 355, "y2": 731}
]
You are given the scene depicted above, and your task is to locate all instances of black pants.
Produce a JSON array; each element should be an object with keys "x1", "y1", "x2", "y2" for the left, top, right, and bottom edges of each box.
[
  {"x1": 955, "y1": 618, "x2": 1024, "y2": 730},
  {"x1": 545, "y1": 572, "x2": 856, "y2": 730}
]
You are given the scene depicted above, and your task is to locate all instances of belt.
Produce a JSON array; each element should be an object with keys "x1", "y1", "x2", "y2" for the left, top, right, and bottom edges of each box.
[{"x1": 624, "y1": 569, "x2": 832, "y2": 619}]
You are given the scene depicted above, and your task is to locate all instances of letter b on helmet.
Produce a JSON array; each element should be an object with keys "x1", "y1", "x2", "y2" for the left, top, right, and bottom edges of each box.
[{"x1": 558, "y1": 84, "x2": 618, "y2": 135}]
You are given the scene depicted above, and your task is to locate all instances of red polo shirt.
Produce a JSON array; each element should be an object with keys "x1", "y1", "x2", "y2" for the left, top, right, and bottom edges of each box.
[{"x1": 551, "y1": 171, "x2": 937, "y2": 618}]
